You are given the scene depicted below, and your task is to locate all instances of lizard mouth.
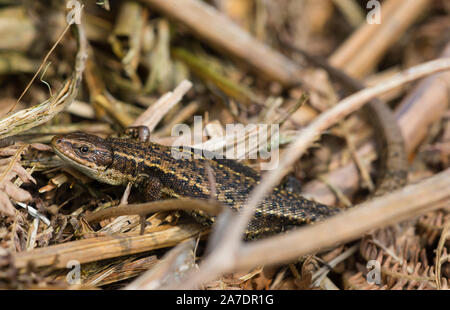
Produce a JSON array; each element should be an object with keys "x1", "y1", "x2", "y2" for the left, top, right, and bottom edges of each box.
[{"x1": 52, "y1": 136, "x2": 76, "y2": 160}]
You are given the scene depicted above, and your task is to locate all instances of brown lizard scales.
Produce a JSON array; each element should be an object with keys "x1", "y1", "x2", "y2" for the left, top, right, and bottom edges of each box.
[
  {"x1": 51, "y1": 47, "x2": 408, "y2": 239},
  {"x1": 52, "y1": 132, "x2": 340, "y2": 238}
]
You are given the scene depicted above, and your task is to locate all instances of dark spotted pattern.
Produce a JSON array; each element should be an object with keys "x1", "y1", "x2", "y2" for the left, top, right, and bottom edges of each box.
[{"x1": 53, "y1": 132, "x2": 341, "y2": 238}]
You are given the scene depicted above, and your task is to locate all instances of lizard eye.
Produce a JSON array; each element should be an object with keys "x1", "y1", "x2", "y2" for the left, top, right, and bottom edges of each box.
[{"x1": 79, "y1": 146, "x2": 89, "y2": 153}]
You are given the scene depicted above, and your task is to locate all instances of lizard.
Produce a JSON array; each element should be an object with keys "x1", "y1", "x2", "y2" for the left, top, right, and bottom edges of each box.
[
  {"x1": 50, "y1": 52, "x2": 408, "y2": 239},
  {"x1": 51, "y1": 129, "x2": 340, "y2": 239}
]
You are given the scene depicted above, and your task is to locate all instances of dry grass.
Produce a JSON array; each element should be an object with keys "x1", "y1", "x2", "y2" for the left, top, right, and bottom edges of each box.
[{"x1": 0, "y1": 0, "x2": 449, "y2": 290}]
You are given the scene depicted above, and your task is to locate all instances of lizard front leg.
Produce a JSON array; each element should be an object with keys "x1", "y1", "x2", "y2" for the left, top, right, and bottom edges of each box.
[{"x1": 134, "y1": 174, "x2": 162, "y2": 234}]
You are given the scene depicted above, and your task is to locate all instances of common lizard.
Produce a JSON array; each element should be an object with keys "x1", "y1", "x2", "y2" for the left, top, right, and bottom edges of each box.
[
  {"x1": 51, "y1": 130, "x2": 341, "y2": 238},
  {"x1": 51, "y1": 59, "x2": 407, "y2": 239}
]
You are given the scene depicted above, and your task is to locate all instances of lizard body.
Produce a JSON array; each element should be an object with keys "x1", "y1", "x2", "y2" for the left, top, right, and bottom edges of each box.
[
  {"x1": 51, "y1": 133, "x2": 340, "y2": 238},
  {"x1": 50, "y1": 50, "x2": 408, "y2": 239}
]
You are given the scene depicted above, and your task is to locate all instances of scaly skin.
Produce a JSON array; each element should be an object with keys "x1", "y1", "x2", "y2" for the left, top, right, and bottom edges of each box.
[{"x1": 51, "y1": 132, "x2": 340, "y2": 238}]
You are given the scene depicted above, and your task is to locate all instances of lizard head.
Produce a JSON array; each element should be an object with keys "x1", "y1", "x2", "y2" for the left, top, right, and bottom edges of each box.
[{"x1": 51, "y1": 132, "x2": 116, "y2": 184}]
